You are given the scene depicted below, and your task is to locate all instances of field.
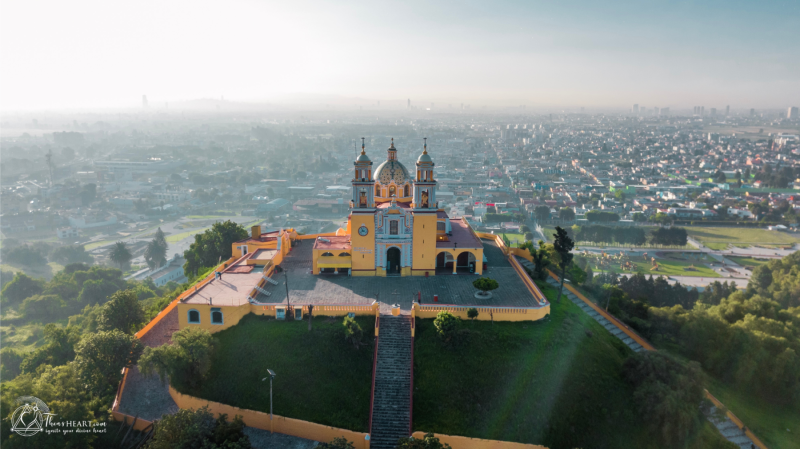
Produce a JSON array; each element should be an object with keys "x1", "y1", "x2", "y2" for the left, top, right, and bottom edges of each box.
[
  {"x1": 726, "y1": 256, "x2": 774, "y2": 268},
  {"x1": 181, "y1": 314, "x2": 374, "y2": 432},
  {"x1": 412, "y1": 282, "x2": 733, "y2": 449},
  {"x1": 1, "y1": 261, "x2": 64, "y2": 281},
  {"x1": 686, "y1": 227, "x2": 800, "y2": 250},
  {"x1": 591, "y1": 257, "x2": 720, "y2": 278}
]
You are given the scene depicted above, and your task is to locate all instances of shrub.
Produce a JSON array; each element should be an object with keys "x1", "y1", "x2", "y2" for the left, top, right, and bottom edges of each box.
[
  {"x1": 139, "y1": 327, "x2": 216, "y2": 389},
  {"x1": 319, "y1": 437, "x2": 356, "y2": 449},
  {"x1": 467, "y1": 308, "x2": 479, "y2": 321},
  {"x1": 343, "y1": 316, "x2": 363, "y2": 348},
  {"x1": 434, "y1": 311, "x2": 460, "y2": 343},
  {"x1": 472, "y1": 277, "x2": 499, "y2": 294}
]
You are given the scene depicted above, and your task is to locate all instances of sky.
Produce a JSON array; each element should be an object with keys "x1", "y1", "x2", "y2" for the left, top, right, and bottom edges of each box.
[{"x1": 1, "y1": 0, "x2": 798, "y2": 110}]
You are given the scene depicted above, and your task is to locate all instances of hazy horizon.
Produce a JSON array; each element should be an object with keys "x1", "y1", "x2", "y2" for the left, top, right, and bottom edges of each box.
[{"x1": 2, "y1": 0, "x2": 799, "y2": 111}]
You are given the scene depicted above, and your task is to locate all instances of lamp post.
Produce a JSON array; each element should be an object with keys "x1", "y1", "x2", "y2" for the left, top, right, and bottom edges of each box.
[{"x1": 262, "y1": 369, "x2": 276, "y2": 432}]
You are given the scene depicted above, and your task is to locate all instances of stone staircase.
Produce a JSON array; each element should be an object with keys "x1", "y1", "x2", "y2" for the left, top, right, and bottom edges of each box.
[
  {"x1": 522, "y1": 257, "x2": 756, "y2": 448},
  {"x1": 370, "y1": 316, "x2": 412, "y2": 449}
]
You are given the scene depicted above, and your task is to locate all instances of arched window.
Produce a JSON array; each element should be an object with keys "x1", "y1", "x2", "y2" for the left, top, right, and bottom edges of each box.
[
  {"x1": 211, "y1": 308, "x2": 223, "y2": 325},
  {"x1": 404, "y1": 184, "x2": 410, "y2": 196},
  {"x1": 338, "y1": 252, "x2": 351, "y2": 257},
  {"x1": 321, "y1": 252, "x2": 334, "y2": 257},
  {"x1": 389, "y1": 185, "x2": 396, "y2": 197},
  {"x1": 188, "y1": 309, "x2": 200, "y2": 324},
  {"x1": 375, "y1": 185, "x2": 381, "y2": 197}
]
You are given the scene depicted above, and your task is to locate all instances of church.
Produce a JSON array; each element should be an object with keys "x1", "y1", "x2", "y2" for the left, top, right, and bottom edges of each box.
[{"x1": 312, "y1": 139, "x2": 484, "y2": 277}]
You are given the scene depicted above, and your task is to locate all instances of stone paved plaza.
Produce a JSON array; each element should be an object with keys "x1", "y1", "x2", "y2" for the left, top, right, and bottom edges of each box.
[{"x1": 255, "y1": 239, "x2": 539, "y2": 312}]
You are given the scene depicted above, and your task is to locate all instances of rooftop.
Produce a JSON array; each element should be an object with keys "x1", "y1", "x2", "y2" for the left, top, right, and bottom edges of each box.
[
  {"x1": 182, "y1": 259, "x2": 263, "y2": 306},
  {"x1": 436, "y1": 218, "x2": 483, "y2": 249},
  {"x1": 313, "y1": 235, "x2": 352, "y2": 251}
]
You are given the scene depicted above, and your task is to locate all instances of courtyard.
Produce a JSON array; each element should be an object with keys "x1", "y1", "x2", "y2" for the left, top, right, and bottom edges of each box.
[{"x1": 254, "y1": 239, "x2": 542, "y2": 313}]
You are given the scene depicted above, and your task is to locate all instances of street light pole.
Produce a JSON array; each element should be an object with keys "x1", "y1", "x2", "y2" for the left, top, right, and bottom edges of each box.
[
  {"x1": 285, "y1": 269, "x2": 290, "y2": 308},
  {"x1": 262, "y1": 369, "x2": 276, "y2": 433}
]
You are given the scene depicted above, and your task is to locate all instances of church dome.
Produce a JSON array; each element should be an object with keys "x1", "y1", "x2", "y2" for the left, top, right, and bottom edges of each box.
[
  {"x1": 417, "y1": 152, "x2": 432, "y2": 163},
  {"x1": 356, "y1": 152, "x2": 371, "y2": 162},
  {"x1": 373, "y1": 159, "x2": 410, "y2": 184}
]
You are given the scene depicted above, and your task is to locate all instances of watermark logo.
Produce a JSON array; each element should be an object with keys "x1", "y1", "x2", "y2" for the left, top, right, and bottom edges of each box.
[{"x1": 11, "y1": 396, "x2": 54, "y2": 437}]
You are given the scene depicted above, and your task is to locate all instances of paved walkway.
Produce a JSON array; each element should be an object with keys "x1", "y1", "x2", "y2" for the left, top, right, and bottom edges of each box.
[{"x1": 254, "y1": 240, "x2": 539, "y2": 310}]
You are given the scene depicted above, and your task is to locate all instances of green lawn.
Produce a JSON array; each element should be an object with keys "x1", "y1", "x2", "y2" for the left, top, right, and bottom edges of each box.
[
  {"x1": 181, "y1": 314, "x2": 374, "y2": 432},
  {"x1": 726, "y1": 256, "x2": 773, "y2": 268},
  {"x1": 686, "y1": 227, "x2": 800, "y2": 249},
  {"x1": 0, "y1": 262, "x2": 64, "y2": 281},
  {"x1": 706, "y1": 379, "x2": 800, "y2": 449},
  {"x1": 412, "y1": 283, "x2": 733, "y2": 449},
  {"x1": 165, "y1": 229, "x2": 207, "y2": 243},
  {"x1": 83, "y1": 240, "x2": 115, "y2": 250}
]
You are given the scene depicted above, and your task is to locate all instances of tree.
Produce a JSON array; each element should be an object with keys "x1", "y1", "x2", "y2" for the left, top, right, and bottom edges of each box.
[
  {"x1": 75, "y1": 329, "x2": 144, "y2": 395},
  {"x1": 632, "y1": 212, "x2": 647, "y2": 222},
  {"x1": 472, "y1": 277, "x2": 499, "y2": 296},
  {"x1": 467, "y1": 308, "x2": 479, "y2": 322},
  {"x1": 623, "y1": 352, "x2": 706, "y2": 447},
  {"x1": 78, "y1": 278, "x2": 122, "y2": 306},
  {"x1": 19, "y1": 324, "x2": 82, "y2": 375},
  {"x1": 99, "y1": 289, "x2": 145, "y2": 334},
  {"x1": 529, "y1": 240, "x2": 550, "y2": 280},
  {"x1": 614, "y1": 189, "x2": 626, "y2": 201},
  {"x1": 585, "y1": 210, "x2": 620, "y2": 222},
  {"x1": 396, "y1": 432, "x2": 452, "y2": 449},
  {"x1": 343, "y1": 316, "x2": 364, "y2": 349},
  {"x1": 183, "y1": 220, "x2": 248, "y2": 276},
  {"x1": 51, "y1": 245, "x2": 94, "y2": 265},
  {"x1": 553, "y1": 226, "x2": 574, "y2": 302},
  {"x1": 558, "y1": 207, "x2": 575, "y2": 221},
  {"x1": 144, "y1": 227, "x2": 168, "y2": 270},
  {"x1": 20, "y1": 294, "x2": 65, "y2": 319},
  {"x1": 109, "y1": 241, "x2": 132, "y2": 270},
  {"x1": 1, "y1": 273, "x2": 45, "y2": 307},
  {"x1": 145, "y1": 407, "x2": 250, "y2": 449},
  {"x1": 319, "y1": 437, "x2": 356, "y2": 449},
  {"x1": 139, "y1": 327, "x2": 216, "y2": 389},
  {"x1": 434, "y1": 311, "x2": 460, "y2": 343},
  {"x1": 534, "y1": 205, "x2": 551, "y2": 221}
]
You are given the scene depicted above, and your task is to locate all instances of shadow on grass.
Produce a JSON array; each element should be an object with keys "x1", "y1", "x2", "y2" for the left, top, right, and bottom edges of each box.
[{"x1": 178, "y1": 313, "x2": 375, "y2": 432}]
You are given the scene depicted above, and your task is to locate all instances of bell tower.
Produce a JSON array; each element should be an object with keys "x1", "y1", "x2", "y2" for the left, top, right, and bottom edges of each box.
[
  {"x1": 352, "y1": 137, "x2": 375, "y2": 209},
  {"x1": 412, "y1": 138, "x2": 437, "y2": 209}
]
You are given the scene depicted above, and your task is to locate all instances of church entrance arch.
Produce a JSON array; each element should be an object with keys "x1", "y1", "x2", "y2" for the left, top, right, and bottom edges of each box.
[
  {"x1": 436, "y1": 252, "x2": 446, "y2": 268},
  {"x1": 386, "y1": 247, "x2": 401, "y2": 275},
  {"x1": 456, "y1": 252, "x2": 477, "y2": 273}
]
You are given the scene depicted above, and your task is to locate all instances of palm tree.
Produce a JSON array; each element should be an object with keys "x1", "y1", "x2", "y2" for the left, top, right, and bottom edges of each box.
[
  {"x1": 145, "y1": 227, "x2": 168, "y2": 270},
  {"x1": 109, "y1": 242, "x2": 132, "y2": 270}
]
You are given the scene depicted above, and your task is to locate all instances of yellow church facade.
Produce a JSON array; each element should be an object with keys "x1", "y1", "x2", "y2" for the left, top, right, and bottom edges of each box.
[{"x1": 312, "y1": 139, "x2": 484, "y2": 277}]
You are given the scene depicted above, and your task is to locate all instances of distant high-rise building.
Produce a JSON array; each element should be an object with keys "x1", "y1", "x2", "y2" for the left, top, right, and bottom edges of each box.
[
  {"x1": 788, "y1": 106, "x2": 798, "y2": 119},
  {"x1": 725, "y1": 105, "x2": 730, "y2": 116},
  {"x1": 142, "y1": 95, "x2": 148, "y2": 108},
  {"x1": 661, "y1": 107, "x2": 669, "y2": 115},
  {"x1": 701, "y1": 106, "x2": 705, "y2": 116},
  {"x1": 633, "y1": 104, "x2": 639, "y2": 114},
  {"x1": 711, "y1": 108, "x2": 717, "y2": 117},
  {"x1": 654, "y1": 107, "x2": 660, "y2": 115},
  {"x1": 750, "y1": 108, "x2": 756, "y2": 116}
]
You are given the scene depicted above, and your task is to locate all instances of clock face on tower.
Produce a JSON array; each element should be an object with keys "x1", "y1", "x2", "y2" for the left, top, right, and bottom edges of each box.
[{"x1": 358, "y1": 225, "x2": 369, "y2": 236}]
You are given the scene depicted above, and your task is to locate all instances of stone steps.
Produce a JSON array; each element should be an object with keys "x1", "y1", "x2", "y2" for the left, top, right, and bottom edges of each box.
[{"x1": 370, "y1": 316, "x2": 412, "y2": 449}]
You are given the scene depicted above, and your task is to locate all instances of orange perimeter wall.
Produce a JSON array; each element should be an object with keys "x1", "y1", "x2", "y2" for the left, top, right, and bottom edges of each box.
[
  {"x1": 169, "y1": 386, "x2": 370, "y2": 448},
  {"x1": 411, "y1": 431, "x2": 547, "y2": 449}
]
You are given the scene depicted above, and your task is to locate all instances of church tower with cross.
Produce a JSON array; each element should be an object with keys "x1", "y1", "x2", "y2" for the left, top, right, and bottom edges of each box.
[{"x1": 312, "y1": 138, "x2": 483, "y2": 277}]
